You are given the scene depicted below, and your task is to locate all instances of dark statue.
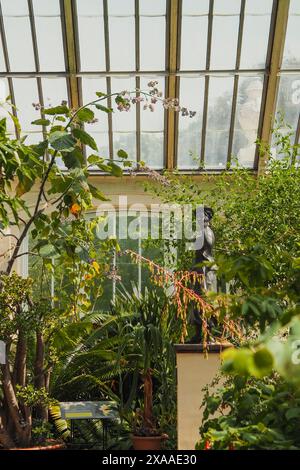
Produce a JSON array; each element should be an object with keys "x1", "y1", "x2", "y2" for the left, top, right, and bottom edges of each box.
[{"x1": 188, "y1": 206, "x2": 217, "y2": 344}]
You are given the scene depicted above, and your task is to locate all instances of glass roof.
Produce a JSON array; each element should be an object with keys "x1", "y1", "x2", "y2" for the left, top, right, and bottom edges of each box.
[{"x1": 0, "y1": 0, "x2": 299, "y2": 172}]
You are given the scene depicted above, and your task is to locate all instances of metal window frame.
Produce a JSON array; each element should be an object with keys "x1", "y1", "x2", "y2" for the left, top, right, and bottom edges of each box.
[
  {"x1": 135, "y1": 0, "x2": 141, "y2": 165},
  {"x1": 226, "y1": 0, "x2": 246, "y2": 166},
  {"x1": 0, "y1": 1, "x2": 18, "y2": 137},
  {"x1": 0, "y1": 0, "x2": 297, "y2": 174},
  {"x1": 257, "y1": 0, "x2": 290, "y2": 173},
  {"x1": 294, "y1": 113, "x2": 300, "y2": 146},
  {"x1": 27, "y1": 0, "x2": 47, "y2": 141},
  {"x1": 200, "y1": 0, "x2": 214, "y2": 167},
  {"x1": 61, "y1": 0, "x2": 80, "y2": 110},
  {"x1": 165, "y1": 0, "x2": 180, "y2": 170},
  {"x1": 103, "y1": 0, "x2": 113, "y2": 161}
]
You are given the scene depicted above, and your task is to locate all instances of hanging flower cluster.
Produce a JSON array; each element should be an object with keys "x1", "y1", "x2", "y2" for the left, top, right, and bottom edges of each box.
[
  {"x1": 125, "y1": 249, "x2": 211, "y2": 345},
  {"x1": 114, "y1": 81, "x2": 196, "y2": 117},
  {"x1": 129, "y1": 165, "x2": 172, "y2": 186},
  {"x1": 124, "y1": 249, "x2": 243, "y2": 347}
]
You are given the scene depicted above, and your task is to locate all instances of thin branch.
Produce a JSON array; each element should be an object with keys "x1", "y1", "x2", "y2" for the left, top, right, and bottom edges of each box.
[
  {"x1": 14, "y1": 251, "x2": 40, "y2": 260},
  {"x1": 0, "y1": 230, "x2": 18, "y2": 241}
]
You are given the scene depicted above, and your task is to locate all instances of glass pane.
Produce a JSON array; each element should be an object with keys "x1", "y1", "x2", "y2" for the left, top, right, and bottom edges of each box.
[
  {"x1": 108, "y1": 0, "x2": 134, "y2": 16},
  {"x1": 205, "y1": 76, "x2": 234, "y2": 168},
  {"x1": 109, "y1": 17, "x2": 135, "y2": 70},
  {"x1": 77, "y1": 12, "x2": 106, "y2": 71},
  {"x1": 76, "y1": 0, "x2": 103, "y2": 16},
  {"x1": 94, "y1": 276, "x2": 113, "y2": 311},
  {"x1": 0, "y1": 79, "x2": 15, "y2": 135},
  {"x1": 1, "y1": 0, "x2": 28, "y2": 16},
  {"x1": 275, "y1": 74, "x2": 300, "y2": 136},
  {"x1": 34, "y1": 17, "x2": 65, "y2": 71},
  {"x1": 3, "y1": 17, "x2": 35, "y2": 72},
  {"x1": 140, "y1": 77, "x2": 164, "y2": 131},
  {"x1": 140, "y1": 17, "x2": 166, "y2": 70},
  {"x1": 290, "y1": 0, "x2": 300, "y2": 15},
  {"x1": 113, "y1": 132, "x2": 136, "y2": 162},
  {"x1": 41, "y1": 78, "x2": 69, "y2": 108},
  {"x1": 141, "y1": 132, "x2": 164, "y2": 168},
  {"x1": 210, "y1": 16, "x2": 239, "y2": 69},
  {"x1": 81, "y1": 78, "x2": 108, "y2": 133},
  {"x1": 177, "y1": 77, "x2": 204, "y2": 169},
  {"x1": 282, "y1": 11, "x2": 300, "y2": 69},
  {"x1": 182, "y1": 0, "x2": 209, "y2": 15},
  {"x1": 240, "y1": 15, "x2": 271, "y2": 69},
  {"x1": 32, "y1": 0, "x2": 60, "y2": 15},
  {"x1": 88, "y1": 132, "x2": 110, "y2": 159},
  {"x1": 25, "y1": 132, "x2": 44, "y2": 145},
  {"x1": 0, "y1": 78, "x2": 8, "y2": 102},
  {"x1": 139, "y1": 0, "x2": 166, "y2": 15},
  {"x1": 180, "y1": 16, "x2": 207, "y2": 70},
  {"x1": 0, "y1": 34, "x2": 5, "y2": 72},
  {"x1": 111, "y1": 78, "x2": 136, "y2": 131},
  {"x1": 245, "y1": 0, "x2": 273, "y2": 14},
  {"x1": 214, "y1": 0, "x2": 240, "y2": 14},
  {"x1": 13, "y1": 78, "x2": 40, "y2": 133},
  {"x1": 232, "y1": 76, "x2": 263, "y2": 167}
]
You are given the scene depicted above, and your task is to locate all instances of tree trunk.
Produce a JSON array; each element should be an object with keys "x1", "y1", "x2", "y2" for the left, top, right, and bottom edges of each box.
[
  {"x1": 34, "y1": 331, "x2": 48, "y2": 421},
  {"x1": 1, "y1": 363, "x2": 28, "y2": 446},
  {"x1": 143, "y1": 369, "x2": 153, "y2": 428},
  {"x1": 34, "y1": 331, "x2": 45, "y2": 389},
  {"x1": 13, "y1": 330, "x2": 27, "y2": 388},
  {"x1": 0, "y1": 412, "x2": 15, "y2": 449},
  {"x1": 0, "y1": 343, "x2": 31, "y2": 447}
]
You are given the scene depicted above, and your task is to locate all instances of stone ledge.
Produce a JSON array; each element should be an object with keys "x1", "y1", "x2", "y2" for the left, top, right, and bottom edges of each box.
[{"x1": 174, "y1": 342, "x2": 232, "y2": 353}]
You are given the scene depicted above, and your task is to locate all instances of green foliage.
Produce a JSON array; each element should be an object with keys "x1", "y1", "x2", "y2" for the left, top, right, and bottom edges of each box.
[
  {"x1": 49, "y1": 131, "x2": 76, "y2": 152},
  {"x1": 44, "y1": 105, "x2": 70, "y2": 115},
  {"x1": 76, "y1": 107, "x2": 95, "y2": 122},
  {"x1": 31, "y1": 420, "x2": 56, "y2": 445},
  {"x1": 0, "y1": 273, "x2": 33, "y2": 337},
  {"x1": 197, "y1": 375, "x2": 300, "y2": 450},
  {"x1": 16, "y1": 385, "x2": 55, "y2": 408},
  {"x1": 72, "y1": 128, "x2": 98, "y2": 151},
  {"x1": 0, "y1": 90, "x2": 137, "y2": 448}
]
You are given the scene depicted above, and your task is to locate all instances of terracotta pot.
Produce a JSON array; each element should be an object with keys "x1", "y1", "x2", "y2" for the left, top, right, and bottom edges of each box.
[
  {"x1": 9, "y1": 439, "x2": 66, "y2": 451},
  {"x1": 131, "y1": 434, "x2": 167, "y2": 451}
]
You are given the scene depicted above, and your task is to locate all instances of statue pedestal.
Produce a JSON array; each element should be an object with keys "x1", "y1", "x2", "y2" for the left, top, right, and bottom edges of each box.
[{"x1": 175, "y1": 343, "x2": 230, "y2": 450}]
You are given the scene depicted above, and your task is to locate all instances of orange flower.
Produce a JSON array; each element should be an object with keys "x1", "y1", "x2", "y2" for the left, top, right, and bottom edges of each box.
[
  {"x1": 204, "y1": 440, "x2": 211, "y2": 450},
  {"x1": 70, "y1": 203, "x2": 81, "y2": 216},
  {"x1": 84, "y1": 273, "x2": 93, "y2": 280}
]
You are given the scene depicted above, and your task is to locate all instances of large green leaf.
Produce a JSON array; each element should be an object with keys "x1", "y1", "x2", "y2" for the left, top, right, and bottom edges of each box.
[
  {"x1": 117, "y1": 149, "x2": 128, "y2": 159},
  {"x1": 0, "y1": 118, "x2": 6, "y2": 135},
  {"x1": 72, "y1": 128, "x2": 98, "y2": 151},
  {"x1": 15, "y1": 175, "x2": 35, "y2": 196},
  {"x1": 49, "y1": 131, "x2": 76, "y2": 152},
  {"x1": 39, "y1": 244, "x2": 59, "y2": 258},
  {"x1": 95, "y1": 104, "x2": 113, "y2": 113},
  {"x1": 88, "y1": 183, "x2": 109, "y2": 201},
  {"x1": 76, "y1": 107, "x2": 95, "y2": 122},
  {"x1": 44, "y1": 105, "x2": 69, "y2": 115},
  {"x1": 62, "y1": 147, "x2": 84, "y2": 169},
  {"x1": 285, "y1": 408, "x2": 300, "y2": 420},
  {"x1": 109, "y1": 162, "x2": 123, "y2": 177},
  {"x1": 31, "y1": 118, "x2": 51, "y2": 126},
  {"x1": 253, "y1": 348, "x2": 274, "y2": 376}
]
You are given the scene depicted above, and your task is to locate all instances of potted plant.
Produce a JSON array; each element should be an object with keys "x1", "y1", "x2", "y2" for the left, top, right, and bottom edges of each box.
[{"x1": 114, "y1": 288, "x2": 173, "y2": 450}]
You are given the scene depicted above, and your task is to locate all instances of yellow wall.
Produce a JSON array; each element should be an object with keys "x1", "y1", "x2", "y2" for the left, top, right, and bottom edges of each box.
[{"x1": 176, "y1": 349, "x2": 222, "y2": 450}]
